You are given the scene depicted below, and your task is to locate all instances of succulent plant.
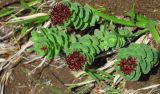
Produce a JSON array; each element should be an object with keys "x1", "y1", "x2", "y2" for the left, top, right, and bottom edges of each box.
[
  {"x1": 65, "y1": 25, "x2": 128, "y2": 70},
  {"x1": 94, "y1": 24, "x2": 127, "y2": 51},
  {"x1": 50, "y1": 0, "x2": 99, "y2": 30},
  {"x1": 31, "y1": 23, "x2": 130, "y2": 70},
  {"x1": 31, "y1": 26, "x2": 70, "y2": 60},
  {"x1": 114, "y1": 43, "x2": 159, "y2": 81},
  {"x1": 66, "y1": 51, "x2": 86, "y2": 70},
  {"x1": 50, "y1": 3, "x2": 71, "y2": 25},
  {"x1": 118, "y1": 57, "x2": 136, "y2": 75}
]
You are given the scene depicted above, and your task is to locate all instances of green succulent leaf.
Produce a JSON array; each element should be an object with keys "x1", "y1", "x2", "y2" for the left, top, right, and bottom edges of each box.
[
  {"x1": 124, "y1": 70, "x2": 136, "y2": 80},
  {"x1": 115, "y1": 43, "x2": 159, "y2": 81},
  {"x1": 131, "y1": 64, "x2": 141, "y2": 81},
  {"x1": 56, "y1": 1, "x2": 100, "y2": 30},
  {"x1": 31, "y1": 27, "x2": 70, "y2": 60}
]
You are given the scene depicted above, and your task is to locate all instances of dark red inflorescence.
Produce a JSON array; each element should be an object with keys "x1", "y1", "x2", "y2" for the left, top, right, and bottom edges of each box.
[
  {"x1": 66, "y1": 51, "x2": 86, "y2": 71},
  {"x1": 41, "y1": 47, "x2": 47, "y2": 52},
  {"x1": 50, "y1": 3, "x2": 71, "y2": 25},
  {"x1": 118, "y1": 57, "x2": 137, "y2": 75}
]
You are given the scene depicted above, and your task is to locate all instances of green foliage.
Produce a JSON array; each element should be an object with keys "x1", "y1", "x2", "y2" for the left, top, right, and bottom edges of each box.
[
  {"x1": 67, "y1": 34, "x2": 99, "y2": 55},
  {"x1": 88, "y1": 5, "x2": 160, "y2": 44},
  {"x1": 87, "y1": 4, "x2": 148, "y2": 28},
  {"x1": 0, "y1": 8, "x2": 15, "y2": 18},
  {"x1": 41, "y1": 83, "x2": 64, "y2": 94},
  {"x1": 74, "y1": 85, "x2": 91, "y2": 94},
  {"x1": 65, "y1": 34, "x2": 99, "y2": 69},
  {"x1": 94, "y1": 25, "x2": 127, "y2": 51},
  {"x1": 32, "y1": 23, "x2": 127, "y2": 63},
  {"x1": 66, "y1": 25, "x2": 127, "y2": 69},
  {"x1": 31, "y1": 24, "x2": 127, "y2": 68},
  {"x1": 146, "y1": 20, "x2": 160, "y2": 44},
  {"x1": 28, "y1": 1, "x2": 160, "y2": 93},
  {"x1": 31, "y1": 26, "x2": 69, "y2": 60},
  {"x1": 114, "y1": 43, "x2": 159, "y2": 81},
  {"x1": 59, "y1": 0, "x2": 99, "y2": 30},
  {"x1": 127, "y1": 10, "x2": 149, "y2": 22}
]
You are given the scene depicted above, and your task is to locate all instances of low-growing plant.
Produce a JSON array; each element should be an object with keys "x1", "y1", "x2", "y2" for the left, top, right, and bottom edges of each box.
[
  {"x1": 65, "y1": 24, "x2": 128, "y2": 70},
  {"x1": 30, "y1": 26, "x2": 70, "y2": 60},
  {"x1": 26, "y1": 0, "x2": 160, "y2": 93},
  {"x1": 114, "y1": 43, "x2": 159, "y2": 81},
  {"x1": 87, "y1": 5, "x2": 160, "y2": 44},
  {"x1": 31, "y1": 24, "x2": 129, "y2": 70},
  {"x1": 50, "y1": 0, "x2": 99, "y2": 30}
]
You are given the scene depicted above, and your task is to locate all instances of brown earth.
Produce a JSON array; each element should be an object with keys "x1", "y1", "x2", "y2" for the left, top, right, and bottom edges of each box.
[
  {"x1": 4, "y1": 61, "x2": 77, "y2": 94},
  {"x1": 72, "y1": 0, "x2": 160, "y2": 20},
  {"x1": 125, "y1": 64, "x2": 160, "y2": 94}
]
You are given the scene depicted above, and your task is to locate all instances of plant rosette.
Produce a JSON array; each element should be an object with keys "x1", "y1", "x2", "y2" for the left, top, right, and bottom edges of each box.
[
  {"x1": 50, "y1": 0, "x2": 99, "y2": 30},
  {"x1": 65, "y1": 51, "x2": 95, "y2": 71},
  {"x1": 114, "y1": 43, "x2": 159, "y2": 81}
]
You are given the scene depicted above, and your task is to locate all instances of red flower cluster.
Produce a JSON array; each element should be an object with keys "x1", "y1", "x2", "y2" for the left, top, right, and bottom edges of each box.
[
  {"x1": 50, "y1": 3, "x2": 71, "y2": 25},
  {"x1": 118, "y1": 57, "x2": 137, "y2": 75},
  {"x1": 41, "y1": 47, "x2": 47, "y2": 52},
  {"x1": 66, "y1": 51, "x2": 86, "y2": 71}
]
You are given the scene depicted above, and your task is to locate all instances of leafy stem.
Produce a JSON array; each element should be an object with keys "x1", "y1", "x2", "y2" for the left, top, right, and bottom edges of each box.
[
  {"x1": 132, "y1": 29, "x2": 148, "y2": 37},
  {"x1": 146, "y1": 21, "x2": 160, "y2": 44},
  {"x1": 86, "y1": 4, "x2": 147, "y2": 28},
  {"x1": 87, "y1": 4, "x2": 160, "y2": 45},
  {"x1": 115, "y1": 43, "x2": 159, "y2": 81}
]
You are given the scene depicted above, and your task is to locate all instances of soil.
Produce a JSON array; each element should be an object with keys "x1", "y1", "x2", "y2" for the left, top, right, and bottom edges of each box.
[
  {"x1": 4, "y1": 61, "x2": 77, "y2": 94},
  {"x1": 2, "y1": 0, "x2": 160, "y2": 94},
  {"x1": 125, "y1": 64, "x2": 160, "y2": 94},
  {"x1": 72, "y1": 0, "x2": 160, "y2": 20}
]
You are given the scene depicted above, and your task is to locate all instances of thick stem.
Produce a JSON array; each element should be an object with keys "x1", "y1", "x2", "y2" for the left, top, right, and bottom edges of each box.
[
  {"x1": 147, "y1": 21, "x2": 160, "y2": 44},
  {"x1": 87, "y1": 4, "x2": 147, "y2": 28},
  {"x1": 132, "y1": 29, "x2": 148, "y2": 36},
  {"x1": 87, "y1": 4, "x2": 160, "y2": 45}
]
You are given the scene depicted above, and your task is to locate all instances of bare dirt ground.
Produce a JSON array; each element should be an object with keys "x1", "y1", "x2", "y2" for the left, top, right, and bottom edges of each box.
[
  {"x1": 4, "y1": 61, "x2": 77, "y2": 94},
  {"x1": 72, "y1": 0, "x2": 160, "y2": 20}
]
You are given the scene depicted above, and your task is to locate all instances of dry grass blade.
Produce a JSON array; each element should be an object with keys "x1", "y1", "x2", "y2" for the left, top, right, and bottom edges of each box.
[
  {"x1": 0, "y1": 20, "x2": 50, "y2": 71},
  {"x1": 72, "y1": 59, "x2": 116, "y2": 78},
  {"x1": 135, "y1": 34, "x2": 151, "y2": 44},
  {"x1": 0, "y1": 31, "x2": 13, "y2": 40},
  {"x1": 0, "y1": 43, "x2": 17, "y2": 55},
  {"x1": 28, "y1": 57, "x2": 46, "y2": 75},
  {"x1": 129, "y1": 84, "x2": 160, "y2": 94},
  {"x1": 112, "y1": 75, "x2": 122, "y2": 87},
  {"x1": 23, "y1": 56, "x2": 42, "y2": 64},
  {"x1": 0, "y1": 20, "x2": 51, "y2": 71},
  {"x1": 0, "y1": 58, "x2": 6, "y2": 63},
  {"x1": 0, "y1": 83, "x2": 4, "y2": 94},
  {"x1": 99, "y1": 59, "x2": 116, "y2": 70},
  {"x1": 6, "y1": 13, "x2": 48, "y2": 24},
  {"x1": 65, "y1": 80, "x2": 95, "y2": 86}
]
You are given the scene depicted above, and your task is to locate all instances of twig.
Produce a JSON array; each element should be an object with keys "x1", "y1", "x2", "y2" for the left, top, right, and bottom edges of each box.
[
  {"x1": 0, "y1": 58, "x2": 6, "y2": 63},
  {"x1": 112, "y1": 75, "x2": 122, "y2": 87},
  {"x1": 28, "y1": 57, "x2": 46, "y2": 75},
  {"x1": 0, "y1": 31, "x2": 13, "y2": 40},
  {"x1": 23, "y1": 56, "x2": 42, "y2": 64},
  {"x1": 131, "y1": 84, "x2": 160, "y2": 94},
  {"x1": 99, "y1": 59, "x2": 116, "y2": 70},
  {"x1": 95, "y1": 50, "x2": 117, "y2": 59},
  {"x1": 0, "y1": 83, "x2": 4, "y2": 94},
  {"x1": 65, "y1": 80, "x2": 95, "y2": 87}
]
